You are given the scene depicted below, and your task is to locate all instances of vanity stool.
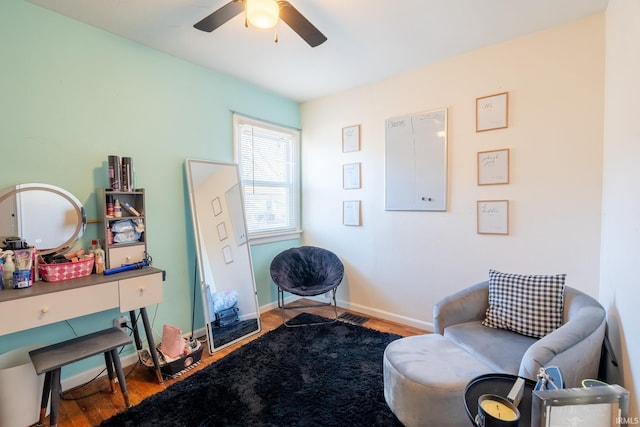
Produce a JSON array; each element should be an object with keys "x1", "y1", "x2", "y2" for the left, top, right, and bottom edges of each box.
[
  {"x1": 383, "y1": 334, "x2": 492, "y2": 427},
  {"x1": 29, "y1": 327, "x2": 133, "y2": 427}
]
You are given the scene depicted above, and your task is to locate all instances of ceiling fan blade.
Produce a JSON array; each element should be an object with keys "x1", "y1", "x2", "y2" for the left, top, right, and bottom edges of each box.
[
  {"x1": 277, "y1": 1, "x2": 327, "y2": 47},
  {"x1": 194, "y1": 1, "x2": 245, "y2": 32}
]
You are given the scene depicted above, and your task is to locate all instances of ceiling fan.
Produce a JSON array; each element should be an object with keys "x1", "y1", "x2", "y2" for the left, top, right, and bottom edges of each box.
[{"x1": 194, "y1": 0, "x2": 327, "y2": 47}]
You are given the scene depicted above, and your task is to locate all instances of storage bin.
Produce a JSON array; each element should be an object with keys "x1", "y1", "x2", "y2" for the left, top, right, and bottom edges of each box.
[
  {"x1": 38, "y1": 258, "x2": 94, "y2": 282},
  {"x1": 139, "y1": 339, "x2": 203, "y2": 378},
  {"x1": 0, "y1": 345, "x2": 48, "y2": 427}
]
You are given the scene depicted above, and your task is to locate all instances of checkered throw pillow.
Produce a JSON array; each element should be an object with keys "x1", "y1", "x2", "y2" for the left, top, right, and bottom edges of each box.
[{"x1": 482, "y1": 269, "x2": 566, "y2": 339}]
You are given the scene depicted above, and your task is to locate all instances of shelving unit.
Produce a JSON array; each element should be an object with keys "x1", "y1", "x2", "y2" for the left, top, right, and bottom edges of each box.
[{"x1": 97, "y1": 189, "x2": 147, "y2": 269}]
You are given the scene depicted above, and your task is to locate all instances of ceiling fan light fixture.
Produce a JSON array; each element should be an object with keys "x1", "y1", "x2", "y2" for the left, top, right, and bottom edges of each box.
[{"x1": 246, "y1": 0, "x2": 279, "y2": 29}]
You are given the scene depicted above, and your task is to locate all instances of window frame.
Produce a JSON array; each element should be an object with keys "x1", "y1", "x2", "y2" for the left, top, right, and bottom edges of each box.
[{"x1": 233, "y1": 113, "x2": 302, "y2": 245}]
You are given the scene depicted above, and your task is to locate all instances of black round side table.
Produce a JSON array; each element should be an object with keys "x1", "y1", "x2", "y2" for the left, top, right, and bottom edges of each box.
[{"x1": 464, "y1": 373, "x2": 537, "y2": 426}]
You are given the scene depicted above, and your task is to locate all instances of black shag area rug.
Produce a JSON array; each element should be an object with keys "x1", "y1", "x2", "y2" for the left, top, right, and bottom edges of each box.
[{"x1": 101, "y1": 313, "x2": 403, "y2": 427}]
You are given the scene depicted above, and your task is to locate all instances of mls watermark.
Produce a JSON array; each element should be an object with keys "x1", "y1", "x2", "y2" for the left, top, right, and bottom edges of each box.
[{"x1": 617, "y1": 417, "x2": 640, "y2": 425}]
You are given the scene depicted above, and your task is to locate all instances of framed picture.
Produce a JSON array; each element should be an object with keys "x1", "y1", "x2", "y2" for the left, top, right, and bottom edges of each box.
[
  {"x1": 343, "y1": 200, "x2": 361, "y2": 226},
  {"x1": 217, "y1": 222, "x2": 227, "y2": 241},
  {"x1": 477, "y1": 200, "x2": 509, "y2": 235},
  {"x1": 343, "y1": 162, "x2": 362, "y2": 189},
  {"x1": 212, "y1": 197, "x2": 222, "y2": 216},
  {"x1": 342, "y1": 124, "x2": 361, "y2": 152},
  {"x1": 531, "y1": 384, "x2": 629, "y2": 427},
  {"x1": 478, "y1": 149, "x2": 510, "y2": 185},
  {"x1": 476, "y1": 92, "x2": 508, "y2": 132},
  {"x1": 222, "y1": 245, "x2": 233, "y2": 264}
]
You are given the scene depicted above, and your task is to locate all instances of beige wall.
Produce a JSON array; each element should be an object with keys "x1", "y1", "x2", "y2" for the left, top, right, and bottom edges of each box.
[
  {"x1": 601, "y1": 0, "x2": 640, "y2": 418},
  {"x1": 301, "y1": 14, "x2": 605, "y2": 330}
]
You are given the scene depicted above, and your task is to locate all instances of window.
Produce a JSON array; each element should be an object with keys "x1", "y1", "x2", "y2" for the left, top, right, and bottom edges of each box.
[{"x1": 233, "y1": 114, "x2": 300, "y2": 241}]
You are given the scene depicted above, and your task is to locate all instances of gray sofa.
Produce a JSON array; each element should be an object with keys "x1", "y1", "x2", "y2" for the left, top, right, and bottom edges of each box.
[
  {"x1": 433, "y1": 280, "x2": 607, "y2": 387},
  {"x1": 383, "y1": 281, "x2": 607, "y2": 427}
]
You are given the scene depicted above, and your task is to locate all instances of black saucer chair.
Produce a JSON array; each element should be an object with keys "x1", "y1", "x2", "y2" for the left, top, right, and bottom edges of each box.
[{"x1": 270, "y1": 246, "x2": 345, "y2": 327}]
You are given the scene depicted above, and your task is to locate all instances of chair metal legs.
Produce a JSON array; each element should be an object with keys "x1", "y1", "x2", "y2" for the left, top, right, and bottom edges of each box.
[{"x1": 277, "y1": 287, "x2": 338, "y2": 327}]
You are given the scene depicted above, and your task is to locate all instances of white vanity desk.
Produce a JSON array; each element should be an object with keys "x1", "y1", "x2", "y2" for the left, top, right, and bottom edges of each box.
[{"x1": 0, "y1": 266, "x2": 166, "y2": 383}]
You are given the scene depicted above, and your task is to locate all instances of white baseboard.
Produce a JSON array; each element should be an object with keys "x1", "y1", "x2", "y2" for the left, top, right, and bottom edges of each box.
[
  {"x1": 60, "y1": 351, "x2": 140, "y2": 392},
  {"x1": 289, "y1": 294, "x2": 433, "y2": 332},
  {"x1": 335, "y1": 299, "x2": 434, "y2": 332},
  {"x1": 258, "y1": 294, "x2": 301, "y2": 313}
]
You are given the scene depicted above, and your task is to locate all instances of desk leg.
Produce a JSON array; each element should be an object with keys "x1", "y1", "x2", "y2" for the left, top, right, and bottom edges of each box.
[
  {"x1": 139, "y1": 307, "x2": 164, "y2": 384},
  {"x1": 129, "y1": 310, "x2": 143, "y2": 350}
]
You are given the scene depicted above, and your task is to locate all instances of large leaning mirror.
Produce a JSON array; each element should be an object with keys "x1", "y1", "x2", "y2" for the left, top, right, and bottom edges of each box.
[
  {"x1": 0, "y1": 183, "x2": 86, "y2": 256},
  {"x1": 185, "y1": 159, "x2": 261, "y2": 354}
]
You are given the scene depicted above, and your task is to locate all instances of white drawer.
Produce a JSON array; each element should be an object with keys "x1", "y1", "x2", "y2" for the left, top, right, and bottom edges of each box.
[
  {"x1": 108, "y1": 244, "x2": 146, "y2": 268},
  {"x1": 119, "y1": 273, "x2": 163, "y2": 312},
  {"x1": 0, "y1": 282, "x2": 118, "y2": 335}
]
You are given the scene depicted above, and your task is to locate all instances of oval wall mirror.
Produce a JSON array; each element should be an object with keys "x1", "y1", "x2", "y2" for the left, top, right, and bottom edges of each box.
[
  {"x1": 185, "y1": 159, "x2": 261, "y2": 354},
  {"x1": 0, "y1": 183, "x2": 86, "y2": 256}
]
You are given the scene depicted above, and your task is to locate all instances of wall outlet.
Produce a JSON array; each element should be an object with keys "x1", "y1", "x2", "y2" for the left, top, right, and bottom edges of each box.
[{"x1": 113, "y1": 315, "x2": 129, "y2": 332}]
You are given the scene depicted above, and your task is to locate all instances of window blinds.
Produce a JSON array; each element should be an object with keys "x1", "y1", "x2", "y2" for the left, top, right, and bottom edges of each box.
[{"x1": 236, "y1": 118, "x2": 299, "y2": 235}]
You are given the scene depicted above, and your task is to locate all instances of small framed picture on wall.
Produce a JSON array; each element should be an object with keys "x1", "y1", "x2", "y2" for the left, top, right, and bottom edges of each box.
[
  {"x1": 343, "y1": 162, "x2": 361, "y2": 189},
  {"x1": 476, "y1": 92, "x2": 508, "y2": 132},
  {"x1": 477, "y1": 200, "x2": 509, "y2": 235},
  {"x1": 478, "y1": 149, "x2": 509, "y2": 185},
  {"x1": 343, "y1": 200, "x2": 361, "y2": 226},
  {"x1": 342, "y1": 124, "x2": 361, "y2": 152},
  {"x1": 212, "y1": 197, "x2": 222, "y2": 216},
  {"x1": 217, "y1": 222, "x2": 227, "y2": 241}
]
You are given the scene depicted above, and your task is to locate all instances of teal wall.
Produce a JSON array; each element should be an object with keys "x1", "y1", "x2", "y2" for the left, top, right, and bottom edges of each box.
[{"x1": 0, "y1": 0, "x2": 300, "y2": 376}]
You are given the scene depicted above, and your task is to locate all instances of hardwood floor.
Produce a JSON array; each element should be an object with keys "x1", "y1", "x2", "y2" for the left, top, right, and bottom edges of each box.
[{"x1": 42, "y1": 301, "x2": 427, "y2": 427}]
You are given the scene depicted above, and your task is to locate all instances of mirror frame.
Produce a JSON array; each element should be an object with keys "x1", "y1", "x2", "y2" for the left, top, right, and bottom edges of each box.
[
  {"x1": 0, "y1": 183, "x2": 86, "y2": 256},
  {"x1": 185, "y1": 159, "x2": 262, "y2": 354}
]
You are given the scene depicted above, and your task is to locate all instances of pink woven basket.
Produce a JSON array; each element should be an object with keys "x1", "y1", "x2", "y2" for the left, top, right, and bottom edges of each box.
[{"x1": 39, "y1": 258, "x2": 94, "y2": 282}]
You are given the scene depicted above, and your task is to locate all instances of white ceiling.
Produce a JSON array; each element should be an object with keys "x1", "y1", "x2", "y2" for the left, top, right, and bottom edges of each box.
[{"x1": 26, "y1": 0, "x2": 608, "y2": 102}]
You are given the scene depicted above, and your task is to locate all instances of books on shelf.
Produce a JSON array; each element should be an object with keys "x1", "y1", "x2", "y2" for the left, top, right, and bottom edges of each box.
[{"x1": 121, "y1": 201, "x2": 141, "y2": 216}]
